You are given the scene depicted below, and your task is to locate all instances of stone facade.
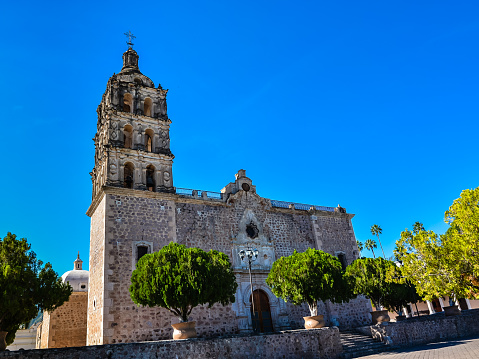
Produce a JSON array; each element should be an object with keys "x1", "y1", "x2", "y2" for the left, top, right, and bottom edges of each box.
[
  {"x1": 37, "y1": 293, "x2": 88, "y2": 348},
  {"x1": 0, "y1": 327, "x2": 343, "y2": 359},
  {"x1": 84, "y1": 46, "x2": 371, "y2": 346}
]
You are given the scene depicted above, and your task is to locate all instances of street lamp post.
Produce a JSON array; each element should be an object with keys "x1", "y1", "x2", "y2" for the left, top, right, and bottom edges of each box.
[{"x1": 239, "y1": 248, "x2": 259, "y2": 331}]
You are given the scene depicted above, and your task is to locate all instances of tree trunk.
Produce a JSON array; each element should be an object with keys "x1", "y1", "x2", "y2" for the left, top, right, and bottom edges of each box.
[
  {"x1": 377, "y1": 235, "x2": 386, "y2": 258},
  {"x1": 0, "y1": 331, "x2": 7, "y2": 351},
  {"x1": 308, "y1": 301, "x2": 318, "y2": 316}
]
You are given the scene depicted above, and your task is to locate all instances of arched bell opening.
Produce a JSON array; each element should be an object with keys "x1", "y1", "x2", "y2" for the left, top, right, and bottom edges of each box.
[
  {"x1": 250, "y1": 289, "x2": 274, "y2": 333},
  {"x1": 145, "y1": 129, "x2": 154, "y2": 152},
  {"x1": 144, "y1": 98, "x2": 152, "y2": 117},
  {"x1": 124, "y1": 162, "x2": 134, "y2": 189},
  {"x1": 146, "y1": 165, "x2": 156, "y2": 192}
]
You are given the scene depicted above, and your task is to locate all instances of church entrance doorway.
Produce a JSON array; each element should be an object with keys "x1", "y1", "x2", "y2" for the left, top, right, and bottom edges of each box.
[{"x1": 250, "y1": 289, "x2": 274, "y2": 333}]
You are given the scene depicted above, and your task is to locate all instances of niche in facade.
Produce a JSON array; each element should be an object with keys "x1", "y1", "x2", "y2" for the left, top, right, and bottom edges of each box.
[
  {"x1": 123, "y1": 93, "x2": 132, "y2": 113},
  {"x1": 144, "y1": 98, "x2": 152, "y2": 117},
  {"x1": 124, "y1": 125, "x2": 133, "y2": 149}
]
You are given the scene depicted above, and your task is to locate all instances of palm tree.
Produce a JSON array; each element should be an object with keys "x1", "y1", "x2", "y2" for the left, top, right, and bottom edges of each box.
[
  {"x1": 356, "y1": 240, "x2": 364, "y2": 258},
  {"x1": 370, "y1": 224, "x2": 386, "y2": 258},
  {"x1": 365, "y1": 239, "x2": 377, "y2": 258}
]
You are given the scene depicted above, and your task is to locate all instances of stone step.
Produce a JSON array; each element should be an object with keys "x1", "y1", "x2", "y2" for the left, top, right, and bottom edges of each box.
[{"x1": 340, "y1": 330, "x2": 390, "y2": 358}]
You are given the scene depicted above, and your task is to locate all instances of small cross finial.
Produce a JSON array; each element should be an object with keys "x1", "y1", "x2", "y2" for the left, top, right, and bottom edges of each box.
[
  {"x1": 77, "y1": 251, "x2": 80, "y2": 260},
  {"x1": 124, "y1": 30, "x2": 136, "y2": 48}
]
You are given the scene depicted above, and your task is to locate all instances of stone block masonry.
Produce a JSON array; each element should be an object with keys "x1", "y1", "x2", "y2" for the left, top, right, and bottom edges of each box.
[
  {"x1": 38, "y1": 292, "x2": 88, "y2": 348},
  {"x1": 0, "y1": 327, "x2": 343, "y2": 359},
  {"x1": 367, "y1": 308, "x2": 479, "y2": 347}
]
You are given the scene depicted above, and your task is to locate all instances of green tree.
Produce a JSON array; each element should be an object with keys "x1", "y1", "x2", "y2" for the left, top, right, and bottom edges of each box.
[
  {"x1": 266, "y1": 248, "x2": 353, "y2": 316},
  {"x1": 395, "y1": 224, "x2": 476, "y2": 301},
  {"x1": 356, "y1": 240, "x2": 364, "y2": 257},
  {"x1": 0, "y1": 233, "x2": 72, "y2": 349},
  {"x1": 395, "y1": 188, "x2": 479, "y2": 301},
  {"x1": 344, "y1": 257, "x2": 397, "y2": 310},
  {"x1": 129, "y1": 242, "x2": 237, "y2": 323},
  {"x1": 444, "y1": 187, "x2": 479, "y2": 297},
  {"x1": 413, "y1": 222, "x2": 425, "y2": 234},
  {"x1": 365, "y1": 239, "x2": 377, "y2": 258},
  {"x1": 370, "y1": 224, "x2": 386, "y2": 258},
  {"x1": 382, "y1": 263, "x2": 422, "y2": 316}
]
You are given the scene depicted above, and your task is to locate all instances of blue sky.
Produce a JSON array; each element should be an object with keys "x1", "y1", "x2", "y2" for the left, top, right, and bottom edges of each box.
[{"x1": 1, "y1": 0, "x2": 478, "y2": 275}]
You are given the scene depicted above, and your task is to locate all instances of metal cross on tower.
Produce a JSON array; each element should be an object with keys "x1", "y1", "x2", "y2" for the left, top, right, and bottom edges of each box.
[{"x1": 124, "y1": 30, "x2": 136, "y2": 48}]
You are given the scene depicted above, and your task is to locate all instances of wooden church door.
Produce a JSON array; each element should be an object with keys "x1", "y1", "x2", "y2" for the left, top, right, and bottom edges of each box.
[{"x1": 250, "y1": 289, "x2": 274, "y2": 333}]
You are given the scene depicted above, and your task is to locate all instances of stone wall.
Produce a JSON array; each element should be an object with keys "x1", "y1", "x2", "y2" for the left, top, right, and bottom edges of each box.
[
  {"x1": 366, "y1": 308, "x2": 479, "y2": 347},
  {"x1": 87, "y1": 195, "x2": 106, "y2": 345},
  {"x1": 38, "y1": 292, "x2": 88, "y2": 348},
  {"x1": 0, "y1": 327, "x2": 342, "y2": 359}
]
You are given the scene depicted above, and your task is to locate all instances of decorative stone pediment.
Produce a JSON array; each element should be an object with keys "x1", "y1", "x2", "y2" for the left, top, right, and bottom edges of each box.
[{"x1": 232, "y1": 209, "x2": 275, "y2": 270}]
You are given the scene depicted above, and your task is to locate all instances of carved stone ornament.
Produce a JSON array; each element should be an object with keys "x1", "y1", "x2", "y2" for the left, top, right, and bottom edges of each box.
[
  {"x1": 232, "y1": 209, "x2": 275, "y2": 270},
  {"x1": 110, "y1": 164, "x2": 118, "y2": 174},
  {"x1": 163, "y1": 171, "x2": 170, "y2": 183},
  {"x1": 111, "y1": 131, "x2": 118, "y2": 139}
]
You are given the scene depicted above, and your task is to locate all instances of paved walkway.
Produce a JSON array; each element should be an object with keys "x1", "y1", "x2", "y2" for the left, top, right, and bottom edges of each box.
[{"x1": 359, "y1": 335, "x2": 479, "y2": 358}]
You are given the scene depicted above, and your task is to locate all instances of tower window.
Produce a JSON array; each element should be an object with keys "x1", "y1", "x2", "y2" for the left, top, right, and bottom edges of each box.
[
  {"x1": 144, "y1": 98, "x2": 152, "y2": 117},
  {"x1": 137, "y1": 246, "x2": 148, "y2": 261},
  {"x1": 145, "y1": 129, "x2": 154, "y2": 152},
  {"x1": 124, "y1": 162, "x2": 134, "y2": 189},
  {"x1": 132, "y1": 241, "x2": 153, "y2": 270},
  {"x1": 123, "y1": 93, "x2": 133, "y2": 113}
]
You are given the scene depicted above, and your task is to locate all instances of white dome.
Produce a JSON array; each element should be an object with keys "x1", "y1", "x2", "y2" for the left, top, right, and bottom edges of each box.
[
  {"x1": 61, "y1": 252, "x2": 89, "y2": 292},
  {"x1": 62, "y1": 269, "x2": 89, "y2": 292}
]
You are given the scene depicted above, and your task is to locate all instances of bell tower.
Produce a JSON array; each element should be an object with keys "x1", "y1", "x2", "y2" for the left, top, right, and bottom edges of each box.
[{"x1": 90, "y1": 45, "x2": 174, "y2": 198}]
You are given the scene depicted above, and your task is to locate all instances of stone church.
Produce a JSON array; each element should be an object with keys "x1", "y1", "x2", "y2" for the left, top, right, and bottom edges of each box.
[{"x1": 83, "y1": 45, "x2": 371, "y2": 346}]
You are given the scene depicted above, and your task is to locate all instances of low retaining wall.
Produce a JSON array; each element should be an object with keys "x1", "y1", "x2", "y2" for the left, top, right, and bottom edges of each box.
[
  {"x1": 362, "y1": 308, "x2": 479, "y2": 347},
  {"x1": 0, "y1": 327, "x2": 342, "y2": 359}
]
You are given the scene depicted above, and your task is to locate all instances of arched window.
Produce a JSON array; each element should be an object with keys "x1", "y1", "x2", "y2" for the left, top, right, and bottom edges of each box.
[
  {"x1": 124, "y1": 162, "x2": 134, "y2": 189},
  {"x1": 250, "y1": 289, "x2": 273, "y2": 333},
  {"x1": 144, "y1": 98, "x2": 152, "y2": 117},
  {"x1": 123, "y1": 125, "x2": 133, "y2": 149},
  {"x1": 123, "y1": 93, "x2": 132, "y2": 113},
  {"x1": 146, "y1": 165, "x2": 155, "y2": 192},
  {"x1": 145, "y1": 129, "x2": 154, "y2": 152}
]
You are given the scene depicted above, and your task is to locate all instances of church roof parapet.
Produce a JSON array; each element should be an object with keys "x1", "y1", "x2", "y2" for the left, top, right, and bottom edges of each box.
[{"x1": 175, "y1": 187, "x2": 340, "y2": 213}]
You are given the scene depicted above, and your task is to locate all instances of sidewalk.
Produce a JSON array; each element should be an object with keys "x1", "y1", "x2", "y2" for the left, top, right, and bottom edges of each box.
[{"x1": 359, "y1": 335, "x2": 479, "y2": 358}]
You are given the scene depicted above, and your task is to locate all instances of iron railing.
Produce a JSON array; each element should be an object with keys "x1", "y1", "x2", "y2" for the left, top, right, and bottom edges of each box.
[
  {"x1": 270, "y1": 200, "x2": 335, "y2": 212},
  {"x1": 175, "y1": 188, "x2": 223, "y2": 200}
]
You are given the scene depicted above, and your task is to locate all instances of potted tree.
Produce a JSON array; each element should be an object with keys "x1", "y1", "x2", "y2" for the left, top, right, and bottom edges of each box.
[
  {"x1": 266, "y1": 248, "x2": 353, "y2": 329},
  {"x1": 345, "y1": 257, "x2": 396, "y2": 324},
  {"x1": 130, "y1": 242, "x2": 238, "y2": 340}
]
